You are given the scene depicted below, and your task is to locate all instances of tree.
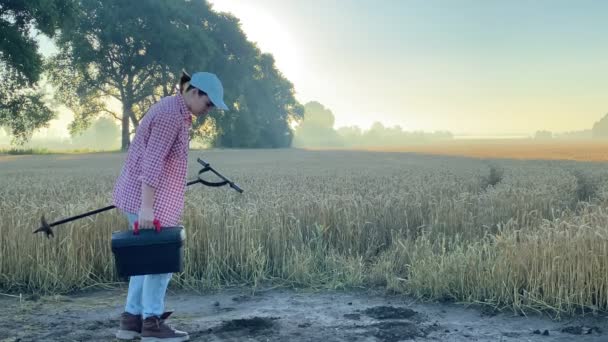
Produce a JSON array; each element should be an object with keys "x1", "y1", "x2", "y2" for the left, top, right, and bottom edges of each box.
[
  {"x1": 0, "y1": 0, "x2": 76, "y2": 144},
  {"x1": 48, "y1": 0, "x2": 302, "y2": 149},
  {"x1": 293, "y1": 101, "x2": 342, "y2": 148},
  {"x1": 71, "y1": 117, "x2": 120, "y2": 150},
  {"x1": 592, "y1": 113, "x2": 608, "y2": 139},
  {"x1": 337, "y1": 126, "x2": 362, "y2": 146},
  {"x1": 232, "y1": 53, "x2": 304, "y2": 148},
  {"x1": 203, "y1": 13, "x2": 303, "y2": 148},
  {"x1": 47, "y1": 0, "x2": 216, "y2": 150},
  {"x1": 534, "y1": 130, "x2": 552, "y2": 140}
]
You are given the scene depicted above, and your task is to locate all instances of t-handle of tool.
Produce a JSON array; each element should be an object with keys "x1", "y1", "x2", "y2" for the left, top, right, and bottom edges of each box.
[
  {"x1": 133, "y1": 219, "x2": 161, "y2": 235},
  {"x1": 196, "y1": 158, "x2": 243, "y2": 193}
]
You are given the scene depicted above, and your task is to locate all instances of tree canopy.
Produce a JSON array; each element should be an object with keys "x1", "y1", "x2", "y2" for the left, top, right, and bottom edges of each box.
[
  {"x1": 44, "y1": 0, "x2": 303, "y2": 149},
  {"x1": 0, "y1": 0, "x2": 76, "y2": 143}
]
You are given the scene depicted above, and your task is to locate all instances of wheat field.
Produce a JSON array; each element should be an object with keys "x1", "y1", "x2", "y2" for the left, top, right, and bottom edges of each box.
[
  {"x1": 327, "y1": 139, "x2": 608, "y2": 162},
  {"x1": 2, "y1": 148, "x2": 608, "y2": 317}
]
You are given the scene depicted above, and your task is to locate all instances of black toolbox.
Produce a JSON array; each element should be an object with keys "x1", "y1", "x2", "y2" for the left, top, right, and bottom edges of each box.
[{"x1": 111, "y1": 226, "x2": 186, "y2": 278}]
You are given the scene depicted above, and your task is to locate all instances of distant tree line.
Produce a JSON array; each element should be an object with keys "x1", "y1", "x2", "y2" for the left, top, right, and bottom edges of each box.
[
  {"x1": 293, "y1": 101, "x2": 453, "y2": 148},
  {"x1": 534, "y1": 113, "x2": 608, "y2": 140}
]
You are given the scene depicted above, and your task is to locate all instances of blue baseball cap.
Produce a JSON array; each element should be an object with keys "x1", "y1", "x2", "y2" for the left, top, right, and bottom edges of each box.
[{"x1": 189, "y1": 72, "x2": 228, "y2": 110}]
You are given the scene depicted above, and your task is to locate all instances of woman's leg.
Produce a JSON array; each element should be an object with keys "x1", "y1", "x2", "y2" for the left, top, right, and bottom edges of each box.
[
  {"x1": 124, "y1": 212, "x2": 144, "y2": 315},
  {"x1": 142, "y1": 272, "x2": 173, "y2": 319},
  {"x1": 123, "y1": 212, "x2": 172, "y2": 318}
]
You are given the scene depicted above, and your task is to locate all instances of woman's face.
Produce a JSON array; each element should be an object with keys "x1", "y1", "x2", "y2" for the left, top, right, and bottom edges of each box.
[{"x1": 185, "y1": 88, "x2": 214, "y2": 117}]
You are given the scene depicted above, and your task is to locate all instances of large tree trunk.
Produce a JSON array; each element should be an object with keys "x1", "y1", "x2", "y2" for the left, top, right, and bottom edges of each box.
[{"x1": 121, "y1": 101, "x2": 133, "y2": 151}]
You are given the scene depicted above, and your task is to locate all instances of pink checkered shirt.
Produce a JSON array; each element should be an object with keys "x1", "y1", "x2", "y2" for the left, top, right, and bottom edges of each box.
[{"x1": 113, "y1": 94, "x2": 193, "y2": 226}]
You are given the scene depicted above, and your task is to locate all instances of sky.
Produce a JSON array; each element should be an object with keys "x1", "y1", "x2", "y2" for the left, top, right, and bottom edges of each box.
[
  {"x1": 207, "y1": 0, "x2": 608, "y2": 136},
  {"x1": 26, "y1": 0, "x2": 608, "y2": 140}
]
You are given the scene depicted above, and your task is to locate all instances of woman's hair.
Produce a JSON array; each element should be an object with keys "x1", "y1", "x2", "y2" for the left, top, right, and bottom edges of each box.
[
  {"x1": 179, "y1": 70, "x2": 207, "y2": 97},
  {"x1": 179, "y1": 70, "x2": 191, "y2": 93}
]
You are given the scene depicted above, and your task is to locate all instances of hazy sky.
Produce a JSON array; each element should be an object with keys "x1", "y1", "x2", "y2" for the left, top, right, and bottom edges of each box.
[
  {"x1": 30, "y1": 1, "x2": 608, "y2": 139},
  {"x1": 208, "y1": 0, "x2": 608, "y2": 136}
]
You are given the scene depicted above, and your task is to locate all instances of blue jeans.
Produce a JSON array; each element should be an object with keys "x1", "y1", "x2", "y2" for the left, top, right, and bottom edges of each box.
[{"x1": 124, "y1": 212, "x2": 173, "y2": 319}]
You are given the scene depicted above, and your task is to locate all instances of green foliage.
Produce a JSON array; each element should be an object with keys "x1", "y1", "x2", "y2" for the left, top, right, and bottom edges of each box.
[
  {"x1": 45, "y1": 0, "x2": 302, "y2": 149},
  {"x1": 0, "y1": 0, "x2": 76, "y2": 144},
  {"x1": 201, "y1": 14, "x2": 303, "y2": 148},
  {"x1": 47, "y1": 0, "x2": 217, "y2": 150}
]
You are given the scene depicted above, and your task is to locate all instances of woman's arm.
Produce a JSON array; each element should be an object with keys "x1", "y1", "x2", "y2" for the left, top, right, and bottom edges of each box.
[{"x1": 138, "y1": 182, "x2": 156, "y2": 229}]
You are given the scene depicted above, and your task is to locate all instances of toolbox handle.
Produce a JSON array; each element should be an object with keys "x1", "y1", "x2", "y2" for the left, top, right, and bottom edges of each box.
[{"x1": 133, "y1": 219, "x2": 161, "y2": 235}]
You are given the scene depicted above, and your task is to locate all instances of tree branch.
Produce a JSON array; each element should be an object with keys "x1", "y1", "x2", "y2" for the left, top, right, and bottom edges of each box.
[
  {"x1": 131, "y1": 68, "x2": 155, "y2": 96},
  {"x1": 101, "y1": 109, "x2": 121, "y2": 121}
]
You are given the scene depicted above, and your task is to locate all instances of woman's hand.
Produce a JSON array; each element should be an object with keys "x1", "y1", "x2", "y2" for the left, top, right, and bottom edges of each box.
[{"x1": 138, "y1": 206, "x2": 155, "y2": 229}]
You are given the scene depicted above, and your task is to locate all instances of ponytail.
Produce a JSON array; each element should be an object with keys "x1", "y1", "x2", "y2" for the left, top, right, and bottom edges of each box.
[
  {"x1": 179, "y1": 70, "x2": 191, "y2": 95},
  {"x1": 179, "y1": 69, "x2": 208, "y2": 97}
]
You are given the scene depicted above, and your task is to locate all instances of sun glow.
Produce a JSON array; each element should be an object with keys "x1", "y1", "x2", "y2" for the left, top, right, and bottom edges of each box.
[{"x1": 208, "y1": 0, "x2": 304, "y2": 95}]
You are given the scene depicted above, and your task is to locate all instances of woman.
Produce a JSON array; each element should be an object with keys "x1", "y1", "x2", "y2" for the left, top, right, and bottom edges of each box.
[{"x1": 112, "y1": 71, "x2": 228, "y2": 341}]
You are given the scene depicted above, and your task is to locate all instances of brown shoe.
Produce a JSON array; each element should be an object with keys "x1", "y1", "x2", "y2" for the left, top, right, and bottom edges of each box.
[
  {"x1": 116, "y1": 311, "x2": 142, "y2": 340},
  {"x1": 141, "y1": 311, "x2": 189, "y2": 342}
]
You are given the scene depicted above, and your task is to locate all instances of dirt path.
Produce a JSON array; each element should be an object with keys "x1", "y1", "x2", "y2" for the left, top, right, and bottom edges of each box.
[{"x1": 0, "y1": 286, "x2": 606, "y2": 341}]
